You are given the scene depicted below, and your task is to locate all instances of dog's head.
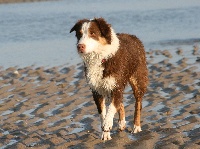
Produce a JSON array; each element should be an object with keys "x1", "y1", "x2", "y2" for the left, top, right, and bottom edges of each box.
[{"x1": 70, "y1": 18, "x2": 112, "y2": 54}]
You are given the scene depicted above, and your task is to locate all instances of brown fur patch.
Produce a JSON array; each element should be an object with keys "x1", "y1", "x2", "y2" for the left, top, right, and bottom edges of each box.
[
  {"x1": 88, "y1": 22, "x2": 102, "y2": 41},
  {"x1": 88, "y1": 21, "x2": 108, "y2": 45},
  {"x1": 92, "y1": 91, "x2": 104, "y2": 114},
  {"x1": 92, "y1": 18, "x2": 112, "y2": 44},
  {"x1": 102, "y1": 33, "x2": 148, "y2": 127}
]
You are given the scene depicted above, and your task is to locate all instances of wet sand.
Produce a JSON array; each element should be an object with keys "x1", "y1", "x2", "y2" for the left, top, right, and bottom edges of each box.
[{"x1": 0, "y1": 46, "x2": 200, "y2": 149}]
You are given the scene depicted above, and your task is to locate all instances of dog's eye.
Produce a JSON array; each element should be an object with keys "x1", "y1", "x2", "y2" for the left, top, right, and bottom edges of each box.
[{"x1": 90, "y1": 32, "x2": 95, "y2": 36}]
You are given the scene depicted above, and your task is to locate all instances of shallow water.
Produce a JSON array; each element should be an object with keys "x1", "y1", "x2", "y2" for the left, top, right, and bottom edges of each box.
[{"x1": 0, "y1": 0, "x2": 200, "y2": 68}]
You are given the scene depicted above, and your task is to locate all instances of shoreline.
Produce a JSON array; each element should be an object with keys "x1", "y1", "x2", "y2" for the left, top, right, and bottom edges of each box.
[{"x1": 0, "y1": 0, "x2": 57, "y2": 4}]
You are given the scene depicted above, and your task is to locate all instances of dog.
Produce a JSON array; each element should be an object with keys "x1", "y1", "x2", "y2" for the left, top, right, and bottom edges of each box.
[{"x1": 70, "y1": 18, "x2": 148, "y2": 140}]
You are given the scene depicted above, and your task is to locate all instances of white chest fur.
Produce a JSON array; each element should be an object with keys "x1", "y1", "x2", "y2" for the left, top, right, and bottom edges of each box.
[
  {"x1": 79, "y1": 26, "x2": 120, "y2": 96},
  {"x1": 82, "y1": 52, "x2": 116, "y2": 96}
]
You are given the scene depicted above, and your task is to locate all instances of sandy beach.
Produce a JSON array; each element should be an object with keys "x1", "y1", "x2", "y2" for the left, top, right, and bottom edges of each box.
[{"x1": 0, "y1": 45, "x2": 199, "y2": 148}]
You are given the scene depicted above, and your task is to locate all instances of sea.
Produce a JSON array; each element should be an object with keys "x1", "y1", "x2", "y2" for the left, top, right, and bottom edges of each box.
[{"x1": 0, "y1": 0, "x2": 200, "y2": 68}]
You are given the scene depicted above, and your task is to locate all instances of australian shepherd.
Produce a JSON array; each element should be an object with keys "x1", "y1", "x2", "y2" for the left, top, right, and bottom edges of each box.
[{"x1": 70, "y1": 18, "x2": 148, "y2": 140}]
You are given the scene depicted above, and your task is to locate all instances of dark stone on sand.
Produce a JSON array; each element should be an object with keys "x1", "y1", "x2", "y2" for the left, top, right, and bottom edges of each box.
[
  {"x1": 176, "y1": 48, "x2": 183, "y2": 55},
  {"x1": 158, "y1": 106, "x2": 170, "y2": 113},
  {"x1": 193, "y1": 94, "x2": 200, "y2": 102},
  {"x1": 159, "y1": 59, "x2": 169, "y2": 65},
  {"x1": 9, "y1": 79, "x2": 18, "y2": 84},
  {"x1": 162, "y1": 50, "x2": 172, "y2": 58},
  {"x1": 60, "y1": 67, "x2": 70, "y2": 74},
  {"x1": 37, "y1": 76, "x2": 47, "y2": 81},
  {"x1": 19, "y1": 91, "x2": 29, "y2": 97},
  {"x1": 187, "y1": 127, "x2": 200, "y2": 145},
  {"x1": 168, "y1": 92, "x2": 184, "y2": 102},
  {"x1": 155, "y1": 50, "x2": 162, "y2": 55},
  {"x1": 192, "y1": 45, "x2": 199, "y2": 55},
  {"x1": 189, "y1": 108, "x2": 200, "y2": 114},
  {"x1": 44, "y1": 67, "x2": 57, "y2": 74},
  {"x1": 162, "y1": 88, "x2": 175, "y2": 93},
  {"x1": 196, "y1": 57, "x2": 200, "y2": 62},
  {"x1": 184, "y1": 116, "x2": 198, "y2": 123},
  {"x1": 177, "y1": 58, "x2": 188, "y2": 65},
  {"x1": 181, "y1": 85, "x2": 195, "y2": 93},
  {"x1": 18, "y1": 114, "x2": 27, "y2": 118}
]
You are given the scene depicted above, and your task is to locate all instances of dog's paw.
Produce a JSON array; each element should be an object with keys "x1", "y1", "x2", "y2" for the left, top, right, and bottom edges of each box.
[
  {"x1": 132, "y1": 125, "x2": 142, "y2": 133},
  {"x1": 101, "y1": 131, "x2": 112, "y2": 140},
  {"x1": 102, "y1": 119, "x2": 113, "y2": 132},
  {"x1": 118, "y1": 119, "x2": 126, "y2": 131}
]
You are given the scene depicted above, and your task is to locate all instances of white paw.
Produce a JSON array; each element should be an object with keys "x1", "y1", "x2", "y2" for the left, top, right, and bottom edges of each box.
[
  {"x1": 132, "y1": 125, "x2": 142, "y2": 133},
  {"x1": 102, "y1": 119, "x2": 113, "y2": 131},
  {"x1": 101, "y1": 131, "x2": 112, "y2": 140},
  {"x1": 118, "y1": 120, "x2": 126, "y2": 131}
]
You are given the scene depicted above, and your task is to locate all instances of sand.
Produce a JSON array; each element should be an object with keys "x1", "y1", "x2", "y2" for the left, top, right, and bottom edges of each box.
[{"x1": 0, "y1": 46, "x2": 200, "y2": 149}]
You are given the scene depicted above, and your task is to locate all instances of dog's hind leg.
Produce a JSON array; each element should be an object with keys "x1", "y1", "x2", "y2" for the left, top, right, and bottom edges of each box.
[
  {"x1": 129, "y1": 75, "x2": 146, "y2": 133},
  {"x1": 118, "y1": 103, "x2": 126, "y2": 131}
]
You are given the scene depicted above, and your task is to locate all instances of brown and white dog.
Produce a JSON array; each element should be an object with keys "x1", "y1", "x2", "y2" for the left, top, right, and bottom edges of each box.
[{"x1": 70, "y1": 18, "x2": 148, "y2": 140}]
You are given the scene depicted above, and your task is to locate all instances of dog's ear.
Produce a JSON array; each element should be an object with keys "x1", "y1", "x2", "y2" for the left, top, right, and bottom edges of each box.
[
  {"x1": 70, "y1": 19, "x2": 89, "y2": 33},
  {"x1": 94, "y1": 18, "x2": 112, "y2": 44}
]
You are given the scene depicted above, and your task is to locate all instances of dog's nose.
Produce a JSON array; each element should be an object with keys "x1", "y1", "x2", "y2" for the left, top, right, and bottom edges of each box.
[{"x1": 77, "y1": 44, "x2": 86, "y2": 53}]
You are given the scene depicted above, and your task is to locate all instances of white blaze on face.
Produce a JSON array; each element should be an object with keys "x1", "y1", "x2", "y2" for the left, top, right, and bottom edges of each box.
[
  {"x1": 79, "y1": 22, "x2": 120, "y2": 96},
  {"x1": 78, "y1": 22, "x2": 99, "y2": 53}
]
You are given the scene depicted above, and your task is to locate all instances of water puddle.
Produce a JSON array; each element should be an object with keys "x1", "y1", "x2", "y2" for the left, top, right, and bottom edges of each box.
[
  {"x1": 170, "y1": 105, "x2": 185, "y2": 117},
  {"x1": 45, "y1": 104, "x2": 63, "y2": 116},
  {"x1": 151, "y1": 102, "x2": 165, "y2": 112},
  {"x1": 194, "y1": 124, "x2": 200, "y2": 129},
  {"x1": 34, "y1": 118, "x2": 45, "y2": 124},
  {"x1": 143, "y1": 100, "x2": 149, "y2": 108},
  {"x1": 179, "y1": 93, "x2": 195, "y2": 102},
  {"x1": 0, "y1": 110, "x2": 14, "y2": 116},
  {"x1": 128, "y1": 133, "x2": 138, "y2": 141},
  {"x1": 67, "y1": 122, "x2": 85, "y2": 135},
  {"x1": 83, "y1": 114, "x2": 94, "y2": 119},
  {"x1": 22, "y1": 104, "x2": 41, "y2": 118},
  {"x1": 71, "y1": 101, "x2": 88, "y2": 112},
  {"x1": 48, "y1": 114, "x2": 74, "y2": 126},
  {"x1": 0, "y1": 139, "x2": 18, "y2": 149},
  {"x1": 22, "y1": 109, "x2": 35, "y2": 118},
  {"x1": 0, "y1": 94, "x2": 15, "y2": 104}
]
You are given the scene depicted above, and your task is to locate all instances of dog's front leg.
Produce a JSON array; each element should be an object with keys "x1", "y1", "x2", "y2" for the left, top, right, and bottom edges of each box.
[
  {"x1": 101, "y1": 102, "x2": 117, "y2": 140},
  {"x1": 92, "y1": 91, "x2": 106, "y2": 124},
  {"x1": 100, "y1": 99, "x2": 106, "y2": 126}
]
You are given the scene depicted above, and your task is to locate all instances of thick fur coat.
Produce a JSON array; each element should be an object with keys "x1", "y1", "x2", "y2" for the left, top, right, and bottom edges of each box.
[{"x1": 70, "y1": 18, "x2": 148, "y2": 140}]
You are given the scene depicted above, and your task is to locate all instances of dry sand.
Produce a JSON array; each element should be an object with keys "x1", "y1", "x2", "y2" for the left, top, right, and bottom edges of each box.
[{"x1": 0, "y1": 46, "x2": 200, "y2": 149}]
